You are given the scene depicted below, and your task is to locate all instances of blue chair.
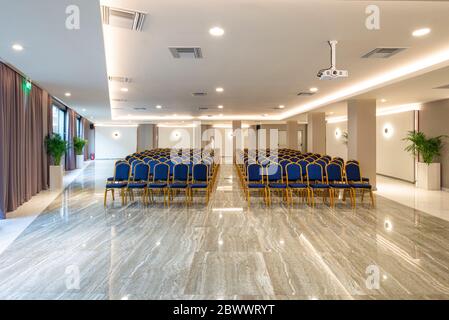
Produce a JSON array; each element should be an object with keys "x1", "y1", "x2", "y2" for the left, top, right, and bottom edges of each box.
[
  {"x1": 286, "y1": 163, "x2": 309, "y2": 205},
  {"x1": 126, "y1": 163, "x2": 150, "y2": 205},
  {"x1": 246, "y1": 163, "x2": 267, "y2": 206},
  {"x1": 104, "y1": 162, "x2": 131, "y2": 206},
  {"x1": 306, "y1": 163, "x2": 332, "y2": 207},
  {"x1": 148, "y1": 163, "x2": 169, "y2": 205},
  {"x1": 345, "y1": 163, "x2": 375, "y2": 207},
  {"x1": 266, "y1": 163, "x2": 287, "y2": 206},
  {"x1": 326, "y1": 163, "x2": 354, "y2": 208},
  {"x1": 279, "y1": 160, "x2": 290, "y2": 177},
  {"x1": 168, "y1": 163, "x2": 190, "y2": 205},
  {"x1": 189, "y1": 163, "x2": 210, "y2": 204},
  {"x1": 131, "y1": 160, "x2": 143, "y2": 176},
  {"x1": 148, "y1": 160, "x2": 159, "y2": 178}
]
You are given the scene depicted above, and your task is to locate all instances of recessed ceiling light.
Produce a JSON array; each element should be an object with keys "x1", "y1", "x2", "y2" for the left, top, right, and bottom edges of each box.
[
  {"x1": 216, "y1": 87, "x2": 224, "y2": 93},
  {"x1": 218, "y1": 105, "x2": 224, "y2": 109},
  {"x1": 209, "y1": 27, "x2": 225, "y2": 37},
  {"x1": 278, "y1": 105, "x2": 285, "y2": 109},
  {"x1": 310, "y1": 87, "x2": 319, "y2": 93},
  {"x1": 380, "y1": 99, "x2": 387, "y2": 103},
  {"x1": 120, "y1": 87, "x2": 129, "y2": 92},
  {"x1": 156, "y1": 105, "x2": 162, "y2": 109},
  {"x1": 65, "y1": 92, "x2": 71, "y2": 97},
  {"x1": 82, "y1": 108, "x2": 86, "y2": 112},
  {"x1": 12, "y1": 44, "x2": 23, "y2": 51},
  {"x1": 412, "y1": 28, "x2": 431, "y2": 37}
]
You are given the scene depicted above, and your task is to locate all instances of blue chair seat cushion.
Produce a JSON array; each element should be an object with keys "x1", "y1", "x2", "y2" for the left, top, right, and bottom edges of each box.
[
  {"x1": 310, "y1": 183, "x2": 330, "y2": 189},
  {"x1": 289, "y1": 183, "x2": 308, "y2": 189},
  {"x1": 127, "y1": 182, "x2": 147, "y2": 189},
  {"x1": 190, "y1": 183, "x2": 208, "y2": 188},
  {"x1": 269, "y1": 183, "x2": 287, "y2": 189},
  {"x1": 169, "y1": 183, "x2": 188, "y2": 188},
  {"x1": 248, "y1": 183, "x2": 266, "y2": 189},
  {"x1": 106, "y1": 183, "x2": 128, "y2": 189},
  {"x1": 148, "y1": 183, "x2": 167, "y2": 188},
  {"x1": 330, "y1": 183, "x2": 352, "y2": 188},
  {"x1": 350, "y1": 183, "x2": 372, "y2": 189}
]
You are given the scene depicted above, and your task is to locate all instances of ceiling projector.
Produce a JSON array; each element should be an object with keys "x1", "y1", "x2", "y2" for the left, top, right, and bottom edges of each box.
[{"x1": 317, "y1": 40, "x2": 349, "y2": 80}]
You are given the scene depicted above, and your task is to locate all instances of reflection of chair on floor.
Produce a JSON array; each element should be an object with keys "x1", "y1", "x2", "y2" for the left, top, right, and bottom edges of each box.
[
  {"x1": 104, "y1": 161, "x2": 130, "y2": 206},
  {"x1": 147, "y1": 163, "x2": 169, "y2": 205}
]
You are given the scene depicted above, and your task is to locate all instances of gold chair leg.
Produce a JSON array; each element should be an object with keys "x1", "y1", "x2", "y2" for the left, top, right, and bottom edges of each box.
[
  {"x1": 104, "y1": 189, "x2": 108, "y2": 207},
  {"x1": 111, "y1": 189, "x2": 115, "y2": 201}
]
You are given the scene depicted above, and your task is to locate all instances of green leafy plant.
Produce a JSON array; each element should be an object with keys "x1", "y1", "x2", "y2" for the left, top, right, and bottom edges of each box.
[
  {"x1": 73, "y1": 137, "x2": 87, "y2": 156},
  {"x1": 45, "y1": 134, "x2": 68, "y2": 166},
  {"x1": 403, "y1": 131, "x2": 447, "y2": 165}
]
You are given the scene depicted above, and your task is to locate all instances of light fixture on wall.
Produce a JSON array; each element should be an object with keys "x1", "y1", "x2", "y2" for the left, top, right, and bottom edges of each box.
[
  {"x1": 335, "y1": 128, "x2": 342, "y2": 139},
  {"x1": 112, "y1": 131, "x2": 120, "y2": 139},
  {"x1": 383, "y1": 123, "x2": 394, "y2": 139}
]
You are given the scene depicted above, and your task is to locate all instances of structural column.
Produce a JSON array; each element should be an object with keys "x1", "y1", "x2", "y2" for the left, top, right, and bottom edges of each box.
[
  {"x1": 307, "y1": 112, "x2": 326, "y2": 154},
  {"x1": 286, "y1": 120, "x2": 299, "y2": 149},
  {"x1": 232, "y1": 120, "x2": 242, "y2": 163},
  {"x1": 137, "y1": 124, "x2": 157, "y2": 151},
  {"x1": 347, "y1": 99, "x2": 377, "y2": 189}
]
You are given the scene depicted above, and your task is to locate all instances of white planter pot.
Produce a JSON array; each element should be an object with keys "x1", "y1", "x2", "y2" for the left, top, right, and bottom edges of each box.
[
  {"x1": 416, "y1": 162, "x2": 441, "y2": 190},
  {"x1": 76, "y1": 154, "x2": 84, "y2": 169},
  {"x1": 49, "y1": 165, "x2": 64, "y2": 190}
]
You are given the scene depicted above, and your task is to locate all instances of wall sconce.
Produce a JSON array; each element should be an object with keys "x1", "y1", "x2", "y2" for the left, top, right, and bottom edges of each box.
[
  {"x1": 112, "y1": 131, "x2": 120, "y2": 139},
  {"x1": 383, "y1": 123, "x2": 394, "y2": 139},
  {"x1": 335, "y1": 128, "x2": 342, "y2": 139}
]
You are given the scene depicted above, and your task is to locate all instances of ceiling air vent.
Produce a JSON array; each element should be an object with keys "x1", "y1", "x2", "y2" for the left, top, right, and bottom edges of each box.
[
  {"x1": 101, "y1": 6, "x2": 146, "y2": 32},
  {"x1": 108, "y1": 76, "x2": 132, "y2": 83},
  {"x1": 297, "y1": 92, "x2": 315, "y2": 97},
  {"x1": 133, "y1": 107, "x2": 147, "y2": 111},
  {"x1": 362, "y1": 47, "x2": 406, "y2": 59},
  {"x1": 192, "y1": 92, "x2": 207, "y2": 96},
  {"x1": 198, "y1": 107, "x2": 209, "y2": 110},
  {"x1": 112, "y1": 98, "x2": 128, "y2": 102},
  {"x1": 169, "y1": 47, "x2": 203, "y2": 59}
]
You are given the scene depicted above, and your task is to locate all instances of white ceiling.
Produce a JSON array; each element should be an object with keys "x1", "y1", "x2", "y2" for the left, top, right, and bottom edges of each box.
[{"x1": 2, "y1": 0, "x2": 449, "y2": 123}]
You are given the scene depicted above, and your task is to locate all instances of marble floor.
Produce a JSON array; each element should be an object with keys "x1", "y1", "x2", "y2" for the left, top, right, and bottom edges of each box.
[{"x1": 1, "y1": 161, "x2": 449, "y2": 300}]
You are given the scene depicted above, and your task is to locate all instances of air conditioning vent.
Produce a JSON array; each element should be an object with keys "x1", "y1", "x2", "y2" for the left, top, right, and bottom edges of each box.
[
  {"x1": 169, "y1": 47, "x2": 203, "y2": 59},
  {"x1": 192, "y1": 92, "x2": 207, "y2": 96},
  {"x1": 434, "y1": 84, "x2": 449, "y2": 89},
  {"x1": 297, "y1": 92, "x2": 315, "y2": 97},
  {"x1": 112, "y1": 98, "x2": 128, "y2": 102},
  {"x1": 108, "y1": 76, "x2": 132, "y2": 83},
  {"x1": 198, "y1": 107, "x2": 209, "y2": 110},
  {"x1": 101, "y1": 6, "x2": 146, "y2": 32},
  {"x1": 133, "y1": 107, "x2": 147, "y2": 111},
  {"x1": 362, "y1": 47, "x2": 406, "y2": 59},
  {"x1": 112, "y1": 107, "x2": 125, "y2": 110}
]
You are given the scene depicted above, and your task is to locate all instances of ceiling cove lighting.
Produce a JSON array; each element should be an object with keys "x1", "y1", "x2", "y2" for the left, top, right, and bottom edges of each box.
[
  {"x1": 278, "y1": 105, "x2": 285, "y2": 109},
  {"x1": 95, "y1": 124, "x2": 138, "y2": 127},
  {"x1": 157, "y1": 124, "x2": 197, "y2": 128},
  {"x1": 412, "y1": 28, "x2": 431, "y2": 37},
  {"x1": 209, "y1": 27, "x2": 225, "y2": 37},
  {"x1": 310, "y1": 87, "x2": 319, "y2": 93},
  {"x1": 217, "y1": 105, "x2": 224, "y2": 109},
  {"x1": 212, "y1": 124, "x2": 250, "y2": 129},
  {"x1": 216, "y1": 87, "x2": 224, "y2": 93},
  {"x1": 280, "y1": 46, "x2": 449, "y2": 120},
  {"x1": 113, "y1": 115, "x2": 194, "y2": 121},
  {"x1": 12, "y1": 44, "x2": 24, "y2": 51}
]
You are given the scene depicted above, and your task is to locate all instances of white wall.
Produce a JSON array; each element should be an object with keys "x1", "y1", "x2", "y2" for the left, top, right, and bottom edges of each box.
[
  {"x1": 95, "y1": 126, "x2": 137, "y2": 159},
  {"x1": 376, "y1": 111, "x2": 415, "y2": 182},
  {"x1": 326, "y1": 121, "x2": 348, "y2": 160},
  {"x1": 158, "y1": 127, "x2": 194, "y2": 148}
]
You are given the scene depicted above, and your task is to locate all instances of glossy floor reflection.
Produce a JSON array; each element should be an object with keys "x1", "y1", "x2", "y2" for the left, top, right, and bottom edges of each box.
[{"x1": 1, "y1": 161, "x2": 449, "y2": 300}]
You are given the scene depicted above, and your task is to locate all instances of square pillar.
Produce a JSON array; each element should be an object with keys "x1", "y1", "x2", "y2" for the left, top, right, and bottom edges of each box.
[
  {"x1": 347, "y1": 99, "x2": 377, "y2": 188},
  {"x1": 232, "y1": 120, "x2": 242, "y2": 163},
  {"x1": 307, "y1": 112, "x2": 326, "y2": 154},
  {"x1": 286, "y1": 120, "x2": 299, "y2": 149}
]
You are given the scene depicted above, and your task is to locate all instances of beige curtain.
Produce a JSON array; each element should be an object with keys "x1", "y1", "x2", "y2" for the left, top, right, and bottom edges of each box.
[
  {"x1": 0, "y1": 63, "x2": 49, "y2": 218},
  {"x1": 65, "y1": 109, "x2": 77, "y2": 171}
]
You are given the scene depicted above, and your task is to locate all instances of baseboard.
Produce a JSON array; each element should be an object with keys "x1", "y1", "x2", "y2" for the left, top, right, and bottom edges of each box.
[{"x1": 376, "y1": 173, "x2": 415, "y2": 184}]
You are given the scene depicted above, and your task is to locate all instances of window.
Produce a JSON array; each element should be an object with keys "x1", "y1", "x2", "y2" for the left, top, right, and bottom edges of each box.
[
  {"x1": 76, "y1": 117, "x2": 82, "y2": 137},
  {"x1": 52, "y1": 105, "x2": 66, "y2": 139}
]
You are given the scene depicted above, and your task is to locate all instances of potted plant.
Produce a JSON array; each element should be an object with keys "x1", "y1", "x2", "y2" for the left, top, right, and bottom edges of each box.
[
  {"x1": 45, "y1": 133, "x2": 68, "y2": 190},
  {"x1": 403, "y1": 131, "x2": 447, "y2": 190},
  {"x1": 73, "y1": 137, "x2": 88, "y2": 169}
]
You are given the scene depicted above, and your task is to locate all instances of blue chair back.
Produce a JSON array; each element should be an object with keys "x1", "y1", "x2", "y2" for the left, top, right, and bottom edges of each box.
[
  {"x1": 131, "y1": 160, "x2": 143, "y2": 175},
  {"x1": 247, "y1": 164, "x2": 263, "y2": 182},
  {"x1": 153, "y1": 163, "x2": 169, "y2": 182},
  {"x1": 133, "y1": 163, "x2": 150, "y2": 181},
  {"x1": 326, "y1": 163, "x2": 343, "y2": 182},
  {"x1": 280, "y1": 160, "x2": 290, "y2": 176},
  {"x1": 173, "y1": 164, "x2": 189, "y2": 182},
  {"x1": 286, "y1": 163, "x2": 302, "y2": 182},
  {"x1": 148, "y1": 160, "x2": 159, "y2": 175},
  {"x1": 193, "y1": 164, "x2": 208, "y2": 182},
  {"x1": 346, "y1": 163, "x2": 362, "y2": 182},
  {"x1": 114, "y1": 162, "x2": 131, "y2": 181},
  {"x1": 307, "y1": 163, "x2": 324, "y2": 183},
  {"x1": 143, "y1": 157, "x2": 152, "y2": 164},
  {"x1": 266, "y1": 163, "x2": 282, "y2": 182}
]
